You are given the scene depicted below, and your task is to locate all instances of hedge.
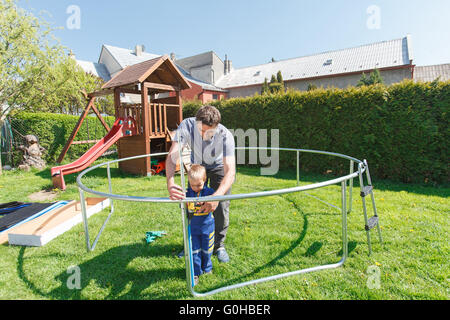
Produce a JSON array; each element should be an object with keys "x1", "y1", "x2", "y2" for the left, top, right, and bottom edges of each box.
[
  {"x1": 10, "y1": 112, "x2": 116, "y2": 164},
  {"x1": 184, "y1": 80, "x2": 449, "y2": 184},
  {"x1": 8, "y1": 80, "x2": 449, "y2": 184}
]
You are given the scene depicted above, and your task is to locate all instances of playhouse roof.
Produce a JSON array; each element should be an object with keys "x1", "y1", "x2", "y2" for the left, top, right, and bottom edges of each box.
[{"x1": 102, "y1": 55, "x2": 191, "y2": 91}]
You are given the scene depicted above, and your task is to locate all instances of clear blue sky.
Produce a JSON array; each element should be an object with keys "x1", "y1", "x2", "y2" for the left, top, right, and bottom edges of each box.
[{"x1": 19, "y1": 0, "x2": 450, "y2": 68}]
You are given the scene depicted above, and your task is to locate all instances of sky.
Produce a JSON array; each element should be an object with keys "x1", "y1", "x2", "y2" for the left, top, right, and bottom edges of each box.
[{"x1": 18, "y1": 0, "x2": 450, "y2": 69}]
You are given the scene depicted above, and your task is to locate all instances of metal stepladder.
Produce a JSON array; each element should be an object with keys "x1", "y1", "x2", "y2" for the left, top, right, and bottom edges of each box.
[{"x1": 357, "y1": 160, "x2": 383, "y2": 255}]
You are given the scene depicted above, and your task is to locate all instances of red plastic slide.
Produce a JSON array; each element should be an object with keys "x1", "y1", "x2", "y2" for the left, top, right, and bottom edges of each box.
[{"x1": 51, "y1": 117, "x2": 137, "y2": 190}]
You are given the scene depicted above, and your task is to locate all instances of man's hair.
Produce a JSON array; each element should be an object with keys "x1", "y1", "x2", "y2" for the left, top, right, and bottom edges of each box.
[
  {"x1": 196, "y1": 105, "x2": 221, "y2": 127},
  {"x1": 188, "y1": 164, "x2": 207, "y2": 181}
]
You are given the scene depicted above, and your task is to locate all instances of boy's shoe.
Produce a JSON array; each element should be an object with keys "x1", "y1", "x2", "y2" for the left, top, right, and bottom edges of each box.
[
  {"x1": 215, "y1": 248, "x2": 230, "y2": 263},
  {"x1": 193, "y1": 276, "x2": 199, "y2": 286}
]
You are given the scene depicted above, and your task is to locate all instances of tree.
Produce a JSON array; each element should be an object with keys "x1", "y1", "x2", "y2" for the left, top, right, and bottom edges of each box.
[
  {"x1": 369, "y1": 69, "x2": 384, "y2": 85},
  {"x1": 268, "y1": 71, "x2": 284, "y2": 94},
  {"x1": 261, "y1": 77, "x2": 270, "y2": 95},
  {"x1": 0, "y1": 0, "x2": 108, "y2": 173},
  {"x1": 307, "y1": 83, "x2": 318, "y2": 91},
  {"x1": 0, "y1": 0, "x2": 105, "y2": 117},
  {"x1": 357, "y1": 69, "x2": 384, "y2": 87}
]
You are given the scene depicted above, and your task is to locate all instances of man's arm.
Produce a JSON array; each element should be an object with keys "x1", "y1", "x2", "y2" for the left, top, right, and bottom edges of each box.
[{"x1": 166, "y1": 141, "x2": 185, "y2": 200}]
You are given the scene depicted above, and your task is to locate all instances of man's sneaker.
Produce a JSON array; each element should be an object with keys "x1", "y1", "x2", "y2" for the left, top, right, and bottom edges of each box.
[
  {"x1": 194, "y1": 276, "x2": 199, "y2": 286},
  {"x1": 215, "y1": 248, "x2": 230, "y2": 263}
]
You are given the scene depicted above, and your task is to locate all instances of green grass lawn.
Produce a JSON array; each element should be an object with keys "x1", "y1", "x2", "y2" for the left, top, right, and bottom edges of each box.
[{"x1": 0, "y1": 160, "x2": 448, "y2": 300}]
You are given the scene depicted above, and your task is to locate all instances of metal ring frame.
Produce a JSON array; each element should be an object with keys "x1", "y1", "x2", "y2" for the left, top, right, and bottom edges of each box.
[{"x1": 76, "y1": 147, "x2": 376, "y2": 297}]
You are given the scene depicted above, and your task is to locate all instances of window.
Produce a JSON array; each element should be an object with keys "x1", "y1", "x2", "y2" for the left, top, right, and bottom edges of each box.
[{"x1": 213, "y1": 94, "x2": 218, "y2": 100}]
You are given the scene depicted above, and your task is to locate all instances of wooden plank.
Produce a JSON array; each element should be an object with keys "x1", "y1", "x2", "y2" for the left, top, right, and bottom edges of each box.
[
  {"x1": 88, "y1": 89, "x2": 114, "y2": 98},
  {"x1": 159, "y1": 103, "x2": 163, "y2": 136},
  {"x1": 91, "y1": 103, "x2": 110, "y2": 132},
  {"x1": 0, "y1": 201, "x2": 70, "y2": 244},
  {"x1": 8, "y1": 198, "x2": 110, "y2": 247},
  {"x1": 153, "y1": 103, "x2": 158, "y2": 134},
  {"x1": 143, "y1": 82, "x2": 179, "y2": 92},
  {"x1": 141, "y1": 84, "x2": 151, "y2": 174},
  {"x1": 176, "y1": 91, "x2": 183, "y2": 126},
  {"x1": 56, "y1": 97, "x2": 94, "y2": 163},
  {"x1": 71, "y1": 140, "x2": 100, "y2": 145}
]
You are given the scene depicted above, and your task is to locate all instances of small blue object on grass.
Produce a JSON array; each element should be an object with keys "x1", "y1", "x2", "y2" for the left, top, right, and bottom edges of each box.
[{"x1": 145, "y1": 231, "x2": 167, "y2": 244}]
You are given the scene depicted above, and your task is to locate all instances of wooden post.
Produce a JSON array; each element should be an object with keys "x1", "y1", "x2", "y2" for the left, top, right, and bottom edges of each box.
[
  {"x1": 91, "y1": 103, "x2": 110, "y2": 132},
  {"x1": 176, "y1": 90, "x2": 183, "y2": 125},
  {"x1": 56, "y1": 97, "x2": 95, "y2": 164},
  {"x1": 141, "y1": 83, "x2": 151, "y2": 175},
  {"x1": 114, "y1": 88, "x2": 121, "y2": 119}
]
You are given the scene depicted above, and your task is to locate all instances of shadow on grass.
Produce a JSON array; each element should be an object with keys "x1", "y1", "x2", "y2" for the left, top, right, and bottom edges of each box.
[{"x1": 17, "y1": 242, "x2": 188, "y2": 300}]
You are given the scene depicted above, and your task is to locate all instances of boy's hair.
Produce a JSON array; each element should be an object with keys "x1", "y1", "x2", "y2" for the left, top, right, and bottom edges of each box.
[
  {"x1": 196, "y1": 105, "x2": 221, "y2": 127},
  {"x1": 188, "y1": 164, "x2": 207, "y2": 181}
]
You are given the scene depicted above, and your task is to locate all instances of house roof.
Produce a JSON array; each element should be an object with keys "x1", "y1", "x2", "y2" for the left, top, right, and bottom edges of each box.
[
  {"x1": 102, "y1": 55, "x2": 191, "y2": 90},
  {"x1": 216, "y1": 36, "x2": 413, "y2": 88},
  {"x1": 101, "y1": 45, "x2": 225, "y2": 92},
  {"x1": 414, "y1": 64, "x2": 450, "y2": 82},
  {"x1": 176, "y1": 64, "x2": 228, "y2": 92},
  {"x1": 101, "y1": 44, "x2": 161, "y2": 68},
  {"x1": 76, "y1": 60, "x2": 111, "y2": 81}
]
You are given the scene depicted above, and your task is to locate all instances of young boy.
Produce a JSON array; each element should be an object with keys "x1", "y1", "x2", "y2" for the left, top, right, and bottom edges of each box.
[{"x1": 186, "y1": 164, "x2": 216, "y2": 285}]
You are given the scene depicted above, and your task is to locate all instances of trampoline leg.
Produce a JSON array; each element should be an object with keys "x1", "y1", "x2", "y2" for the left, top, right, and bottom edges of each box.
[
  {"x1": 364, "y1": 161, "x2": 383, "y2": 245},
  {"x1": 358, "y1": 161, "x2": 383, "y2": 256},
  {"x1": 341, "y1": 181, "x2": 348, "y2": 259},
  {"x1": 79, "y1": 188, "x2": 91, "y2": 252},
  {"x1": 348, "y1": 160, "x2": 354, "y2": 214}
]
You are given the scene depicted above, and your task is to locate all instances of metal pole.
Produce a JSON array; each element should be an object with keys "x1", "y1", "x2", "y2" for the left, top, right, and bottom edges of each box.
[
  {"x1": 296, "y1": 150, "x2": 300, "y2": 187},
  {"x1": 358, "y1": 163, "x2": 372, "y2": 255},
  {"x1": 341, "y1": 181, "x2": 348, "y2": 259},
  {"x1": 178, "y1": 137, "x2": 195, "y2": 291},
  {"x1": 348, "y1": 160, "x2": 354, "y2": 214},
  {"x1": 107, "y1": 163, "x2": 114, "y2": 214},
  {"x1": 364, "y1": 160, "x2": 383, "y2": 245},
  {"x1": 78, "y1": 188, "x2": 91, "y2": 252}
]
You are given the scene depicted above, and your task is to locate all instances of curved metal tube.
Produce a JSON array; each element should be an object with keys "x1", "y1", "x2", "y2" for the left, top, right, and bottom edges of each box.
[{"x1": 76, "y1": 147, "x2": 362, "y2": 296}]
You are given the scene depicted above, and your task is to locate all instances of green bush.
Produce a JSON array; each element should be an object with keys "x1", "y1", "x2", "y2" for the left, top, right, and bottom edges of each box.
[
  {"x1": 10, "y1": 112, "x2": 116, "y2": 164},
  {"x1": 184, "y1": 80, "x2": 449, "y2": 184}
]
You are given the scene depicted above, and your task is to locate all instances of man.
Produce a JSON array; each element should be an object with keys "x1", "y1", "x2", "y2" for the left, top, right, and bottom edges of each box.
[{"x1": 166, "y1": 105, "x2": 236, "y2": 263}]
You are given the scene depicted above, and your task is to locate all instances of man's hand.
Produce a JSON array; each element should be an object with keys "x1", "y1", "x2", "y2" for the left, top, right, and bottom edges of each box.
[
  {"x1": 168, "y1": 183, "x2": 185, "y2": 200},
  {"x1": 199, "y1": 201, "x2": 219, "y2": 213}
]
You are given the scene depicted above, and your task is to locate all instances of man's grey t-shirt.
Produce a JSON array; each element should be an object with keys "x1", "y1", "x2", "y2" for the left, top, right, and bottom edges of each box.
[{"x1": 173, "y1": 117, "x2": 235, "y2": 170}]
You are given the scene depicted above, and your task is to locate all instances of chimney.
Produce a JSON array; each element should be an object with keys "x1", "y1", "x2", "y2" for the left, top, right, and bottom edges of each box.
[
  {"x1": 224, "y1": 54, "x2": 232, "y2": 75},
  {"x1": 227, "y1": 60, "x2": 232, "y2": 73},
  {"x1": 170, "y1": 52, "x2": 176, "y2": 61},
  {"x1": 135, "y1": 45, "x2": 145, "y2": 56}
]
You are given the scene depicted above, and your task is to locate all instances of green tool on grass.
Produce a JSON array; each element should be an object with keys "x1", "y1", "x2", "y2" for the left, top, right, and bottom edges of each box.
[{"x1": 145, "y1": 231, "x2": 167, "y2": 244}]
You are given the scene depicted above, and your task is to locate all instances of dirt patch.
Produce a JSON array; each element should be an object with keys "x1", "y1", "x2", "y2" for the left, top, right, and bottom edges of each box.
[{"x1": 28, "y1": 190, "x2": 58, "y2": 202}]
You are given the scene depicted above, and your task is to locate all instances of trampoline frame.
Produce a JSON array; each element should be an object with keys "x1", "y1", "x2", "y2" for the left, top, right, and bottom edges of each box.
[{"x1": 76, "y1": 147, "x2": 382, "y2": 297}]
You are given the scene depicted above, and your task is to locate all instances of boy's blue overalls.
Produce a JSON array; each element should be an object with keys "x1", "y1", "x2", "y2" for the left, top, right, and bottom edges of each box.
[{"x1": 186, "y1": 186, "x2": 215, "y2": 276}]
